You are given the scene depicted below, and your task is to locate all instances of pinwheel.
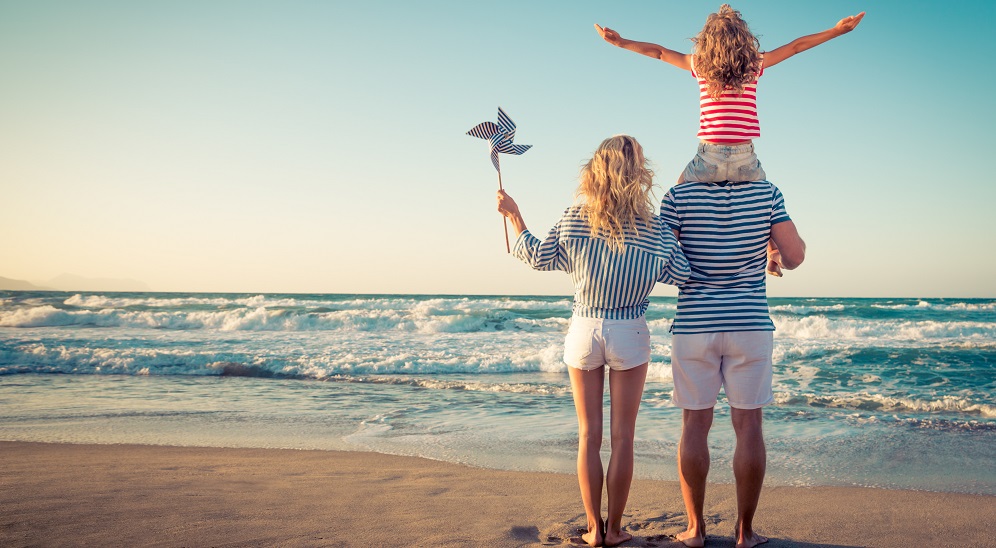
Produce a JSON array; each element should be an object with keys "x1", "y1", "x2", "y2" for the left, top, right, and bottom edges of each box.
[{"x1": 467, "y1": 107, "x2": 532, "y2": 252}]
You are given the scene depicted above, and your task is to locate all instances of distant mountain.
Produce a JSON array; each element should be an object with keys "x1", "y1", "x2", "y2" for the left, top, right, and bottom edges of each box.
[
  {"x1": 0, "y1": 276, "x2": 50, "y2": 291},
  {"x1": 45, "y1": 273, "x2": 151, "y2": 292}
]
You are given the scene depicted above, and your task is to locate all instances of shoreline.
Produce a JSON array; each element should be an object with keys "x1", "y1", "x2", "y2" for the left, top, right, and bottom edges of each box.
[{"x1": 3, "y1": 441, "x2": 994, "y2": 547}]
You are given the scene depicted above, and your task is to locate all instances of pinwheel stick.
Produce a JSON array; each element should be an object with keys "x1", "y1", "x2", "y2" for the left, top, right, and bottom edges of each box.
[{"x1": 498, "y1": 171, "x2": 510, "y2": 253}]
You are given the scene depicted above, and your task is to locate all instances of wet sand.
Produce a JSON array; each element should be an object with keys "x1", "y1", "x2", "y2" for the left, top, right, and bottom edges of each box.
[{"x1": 1, "y1": 441, "x2": 993, "y2": 547}]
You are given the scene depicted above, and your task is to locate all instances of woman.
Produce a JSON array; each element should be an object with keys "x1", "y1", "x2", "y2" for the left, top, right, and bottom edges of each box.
[{"x1": 497, "y1": 134, "x2": 689, "y2": 546}]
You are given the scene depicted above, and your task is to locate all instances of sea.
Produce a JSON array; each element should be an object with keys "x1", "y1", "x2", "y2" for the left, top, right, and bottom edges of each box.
[{"x1": 1, "y1": 291, "x2": 993, "y2": 495}]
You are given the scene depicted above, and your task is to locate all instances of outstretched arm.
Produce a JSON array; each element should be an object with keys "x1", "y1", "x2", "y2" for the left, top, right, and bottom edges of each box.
[
  {"x1": 763, "y1": 11, "x2": 865, "y2": 68},
  {"x1": 498, "y1": 190, "x2": 568, "y2": 271},
  {"x1": 595, "y1": 24, "x2": 691, "y2": 70}
]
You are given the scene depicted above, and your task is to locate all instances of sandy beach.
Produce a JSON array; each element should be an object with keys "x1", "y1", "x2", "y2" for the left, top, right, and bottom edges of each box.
[{"x1": 1, "y1": 441, "x2": 993, "y2": 547}]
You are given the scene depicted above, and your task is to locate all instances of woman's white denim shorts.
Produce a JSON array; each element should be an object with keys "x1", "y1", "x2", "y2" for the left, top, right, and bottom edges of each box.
[
  {"x1": 682, "y1": 142, "x2": 766, "y2": 183},
  {"x1": 563, "y1": 316, "x2": 651, "y2": 371}
]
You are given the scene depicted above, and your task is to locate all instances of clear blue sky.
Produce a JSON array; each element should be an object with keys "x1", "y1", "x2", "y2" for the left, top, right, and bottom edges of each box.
[{"x1": 2, "y1": 0, "x2": 994, "y2": 297}]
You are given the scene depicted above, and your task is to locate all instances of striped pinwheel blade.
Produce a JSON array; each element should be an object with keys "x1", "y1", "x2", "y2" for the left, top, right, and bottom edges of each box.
[
  {"x1": 496, "y1": 107, "x2": 516, "y2": 140},
  {"x1": 466, "y1": 121, "x2": 500, "y2": 139},
  {"x1": 490, "y1": 148, "x2": 500, "y2": 172},
  {"x1": 495, "y1": 143, "x2": 532, "y2": 156}
]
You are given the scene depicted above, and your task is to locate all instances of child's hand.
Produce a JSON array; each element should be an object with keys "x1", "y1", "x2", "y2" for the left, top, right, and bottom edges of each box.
[
  {"x1": 835, "y1": 11, "x2": 865, "y2": 35},
  {"x1": 594, "y1": 24, "x2": 622, "y2": 45}
]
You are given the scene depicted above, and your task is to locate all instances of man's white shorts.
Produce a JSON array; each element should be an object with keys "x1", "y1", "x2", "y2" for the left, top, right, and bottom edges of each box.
[
  {"x1": 671, "y1": 331, "x2": 774, "y2": 409},
  {"x1": 563, "y1": 316, "x2": 651, "y2": 371}
]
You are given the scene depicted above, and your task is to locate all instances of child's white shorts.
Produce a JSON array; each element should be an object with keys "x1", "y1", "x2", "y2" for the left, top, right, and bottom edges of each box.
[
  {"x1": 671, "y1": 331, "x2": 774, "y2": 409},
  {"x1": 563, "y1": 316, "x2": 650, "y2": 371}
]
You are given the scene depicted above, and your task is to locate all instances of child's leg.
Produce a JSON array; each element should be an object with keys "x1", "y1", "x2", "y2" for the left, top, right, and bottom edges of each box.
[{"x1": 767, "y1": 239, "x2": 783, "y2": 277}]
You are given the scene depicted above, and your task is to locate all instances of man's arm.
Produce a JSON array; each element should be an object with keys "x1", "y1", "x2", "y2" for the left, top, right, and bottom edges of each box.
[
  {"x1": 770, "y1": 221, "x2": 806, "y2": 270},
  {"x1": 595, "y1": 24, "x2": 692, "y2": 70},
  {"x1": 762, "y1": 11, "x2": 865, "y2": 68}
]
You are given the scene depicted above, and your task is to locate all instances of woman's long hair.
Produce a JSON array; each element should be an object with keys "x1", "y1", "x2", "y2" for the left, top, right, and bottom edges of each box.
[
  {"x1": 692, "y1": 4, "x2": 761, "y2": 100},
  {"x1": 576, "y1": 135, "x2": 656, "y2": 252}
]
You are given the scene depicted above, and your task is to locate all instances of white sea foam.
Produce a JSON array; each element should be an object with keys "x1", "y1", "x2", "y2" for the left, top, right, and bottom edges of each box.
[
  {"x1": 769, "y1": 303, "x2": 847, "y2": 314},
  {"x1": 0, "y1": 339, "x2": 568, "y2": 378},
  {"x1": 0, "y1": 305, "x2": 571, "y2": 333},
  {"x1": 326, "y1": 374, "x2": 571, "y2": 396},
  {"x1": 772, "y1": 315, "x2": 996, "y2": 344},
  {"x1": 773, "y1": 391, "x2": 996, "y2": 418},
  {"x1": 871, "y1": 300, "x2": 996, "y2": 312}
]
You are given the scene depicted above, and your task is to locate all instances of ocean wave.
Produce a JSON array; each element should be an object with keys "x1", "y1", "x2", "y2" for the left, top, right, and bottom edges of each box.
[
  {"x1": 769, "y1": 303, "x2": 847, "y2": 314},
  {"x1": 59, "y1": 293, "x2": 578, "y2": 312},
  {"x1": 324, "y1": 374, "x2": 571, "y2": 396},
  {"x1": 0, "y1": 341, "x2": 567, "y2": 377},
  {"x1": 773, "y1": 391, "x2": 996, "y2": 418},
  {"x1": 772, "y1": 315, "x2": 996, "y2": 343},
  {"x1": 0, "y1": 304, "x2": 571, "y2": 333},
  {"x1": 870, "y1": 300, "x2": 996, "y2": 312}
]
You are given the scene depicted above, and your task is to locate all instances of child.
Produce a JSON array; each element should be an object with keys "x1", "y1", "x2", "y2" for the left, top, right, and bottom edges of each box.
[{"x1": 596, "y1": 5, "x2": 864, "y2": 277}]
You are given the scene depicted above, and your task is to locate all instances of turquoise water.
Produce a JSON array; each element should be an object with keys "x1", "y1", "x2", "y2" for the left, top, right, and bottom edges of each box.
[{"x1": 1, "y1": 291, "x2": 994, "y2": 494}]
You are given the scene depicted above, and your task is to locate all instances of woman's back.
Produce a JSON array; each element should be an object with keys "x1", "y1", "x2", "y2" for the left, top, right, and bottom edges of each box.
[{"x1": 513, "y1": 206, "x2": 688, "y2": 319}]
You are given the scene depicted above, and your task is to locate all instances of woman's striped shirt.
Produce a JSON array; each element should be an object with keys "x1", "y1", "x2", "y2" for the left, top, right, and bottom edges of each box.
[
  {"x1": 513, "y1": 206, "x2": 690, "y2": 319},
  {"x1": 661, "y1": 181, "x2": 790, "y2": 334}
]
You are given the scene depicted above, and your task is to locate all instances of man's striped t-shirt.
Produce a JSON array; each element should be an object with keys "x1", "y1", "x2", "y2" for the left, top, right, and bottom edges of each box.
[
  {"x1": 513, "y1": 206, "x2": 691, "y2": 319},
  {"x1": 661, "y1": 181, "x2": 790, "y2": 334},
  {"x1": 692, "y1": 59, "x2": 763, "y2": 144}
]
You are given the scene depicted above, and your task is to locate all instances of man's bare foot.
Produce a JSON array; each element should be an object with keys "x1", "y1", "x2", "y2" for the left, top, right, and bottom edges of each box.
[
  {"x1": 766, "y1": 259, "x2": 783, "y2": 277},
  {"x1": 675, "y1": 527, "x2": 705, "y2": 548},
  {"x1": 736, "y1": 531, "x2": 768, "y2": 548},
  {"x1": 581, "y1": 522, "x2": 604, "y2": 547},
  {"x1": 604, "y1": 527, "x2": 632, "y2": 547}
]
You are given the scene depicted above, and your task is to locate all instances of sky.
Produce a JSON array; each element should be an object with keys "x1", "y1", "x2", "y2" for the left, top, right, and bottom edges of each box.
[{"x1": 2, "y1": 0, "x2": 995, "y2": 297}]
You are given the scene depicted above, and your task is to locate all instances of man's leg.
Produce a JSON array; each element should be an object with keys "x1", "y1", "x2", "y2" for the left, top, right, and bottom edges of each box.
[
  {"x1": 731, "y1": 407, "x2": 767, "y2": 548},
  {"x1": 676, "y1": 408, "x2": 714, "y2": 548}
]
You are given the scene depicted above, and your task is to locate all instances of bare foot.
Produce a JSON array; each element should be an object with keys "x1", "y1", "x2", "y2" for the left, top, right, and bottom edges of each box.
[
  {"x1": 581, "y1": 523, "x2": 604, "y2": 547},
  {"x1": 604, "y1": 528, "x2": 632, "y2": 547},
  {"x1": 736, "y1": 531, "x2": 768, "y2": 548},
  {"x1": 766, "y1": 259, "x2": 783, "y2": 277},
  {"x1": 675, "y1": 528, "x2": 705, "y2": 548}
]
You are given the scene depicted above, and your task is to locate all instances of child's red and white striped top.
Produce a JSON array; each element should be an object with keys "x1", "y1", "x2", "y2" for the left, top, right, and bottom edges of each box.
[{"x1": 691, "y1": 58, "x2": 764, "y2": 144}]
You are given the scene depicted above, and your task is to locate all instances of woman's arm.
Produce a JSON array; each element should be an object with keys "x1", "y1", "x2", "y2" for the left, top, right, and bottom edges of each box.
[
  {"x1": 595, "y1": 24, "x2": 692, "y2": 70},
  {"x1": 497, "y1": 190, "x2": 567, "y2": 271},
  {"x1": 496, "y1": 190, "x2": 527, "y2": 235},
  {"x1": 763, "y1": 11, "x2": 865, "y2": 68}
]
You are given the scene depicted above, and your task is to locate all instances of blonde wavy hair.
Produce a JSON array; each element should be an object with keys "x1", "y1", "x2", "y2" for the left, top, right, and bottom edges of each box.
[
  {"x1": 576, "y1": 135, "x2": 656, "y2": 252},
  {"x1": 692, "y1": 4, "x2": 761, "y2": 100}
]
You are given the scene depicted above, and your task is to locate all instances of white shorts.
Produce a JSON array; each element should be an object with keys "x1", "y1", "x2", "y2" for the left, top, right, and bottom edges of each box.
[
  {"x1": 563, "y1": 316, "x2": 651, "y2": 371},
  {"x1": 671, "y1": 331, "x2": 774, "y2": 409}
]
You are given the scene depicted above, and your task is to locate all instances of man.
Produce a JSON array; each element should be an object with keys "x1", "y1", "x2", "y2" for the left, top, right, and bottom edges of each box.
[{"x1": 661, "y1": 179, "x2": 805, "y2": 548}]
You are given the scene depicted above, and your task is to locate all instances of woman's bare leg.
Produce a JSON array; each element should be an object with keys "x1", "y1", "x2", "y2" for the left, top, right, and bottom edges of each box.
[
  {"x1": 604, "y1": 363, "x2": 648, "y2": 546},
  {"x1": 568, "y1": 366, "x2": 606, "y2": 547}
]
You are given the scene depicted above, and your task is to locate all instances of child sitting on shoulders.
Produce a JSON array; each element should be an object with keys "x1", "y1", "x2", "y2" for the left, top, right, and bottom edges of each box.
[{"x1": 596, "y1": 5, "x2": 864, "y2": 276}]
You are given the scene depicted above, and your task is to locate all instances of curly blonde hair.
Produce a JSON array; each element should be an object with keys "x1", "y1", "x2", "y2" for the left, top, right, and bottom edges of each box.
[
  {"x1": 576, "y1": 135, "x2": 656, "y2": 252},
  {"x1": 692, "y1": 4, "x2": 761, "y2": 100}
]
